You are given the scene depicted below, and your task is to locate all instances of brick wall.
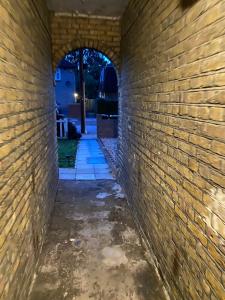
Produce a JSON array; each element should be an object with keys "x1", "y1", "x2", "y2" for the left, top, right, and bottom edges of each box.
[
  {"x1": 50, "y1": 13, "x2": 121, "y2": 70},
  {"x1": 119, "y1": 0, "x2": 225, "y2": 299},
  {"x1": 0, "y1": 1, "x2": 58, "y2": 299}
]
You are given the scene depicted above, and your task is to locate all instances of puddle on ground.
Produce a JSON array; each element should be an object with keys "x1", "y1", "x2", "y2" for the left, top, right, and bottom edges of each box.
[{"x1": 96, "y1": 192, "x2": 112, "y2": 199}]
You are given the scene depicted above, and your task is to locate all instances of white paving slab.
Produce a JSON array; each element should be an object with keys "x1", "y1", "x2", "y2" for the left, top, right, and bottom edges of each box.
[
  {"x1": 95, "y1": 174, "x2": 114, "y2": 180},
  {"x1": 59, "y1": 130, "x2": 114, "y2": 181},
  {"x1": 59, "y1": 173, "x2": 75, "y2": 180},
  {"x1": 59, "y1": 119, "x2": 102, "y2": 181},
  {"x1": 59, "y1": 168, "x2": 76, "y2": 174},
  {"x1": 75, "y1": 138, "x2": 114, "y2": 181},
  {"x1": 76, "y1": 174, "x2": 96, "y2": 180}
]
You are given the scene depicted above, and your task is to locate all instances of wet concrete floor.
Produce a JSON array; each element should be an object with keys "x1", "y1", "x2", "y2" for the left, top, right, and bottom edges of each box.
[{"x1": 29, "y1": 180, "x2": 167, "y2": 300}]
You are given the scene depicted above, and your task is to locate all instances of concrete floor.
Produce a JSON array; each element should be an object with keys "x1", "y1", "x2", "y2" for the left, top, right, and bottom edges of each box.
[{"x1": 29, "y1": 180, "x2": 167, "y2": 300}]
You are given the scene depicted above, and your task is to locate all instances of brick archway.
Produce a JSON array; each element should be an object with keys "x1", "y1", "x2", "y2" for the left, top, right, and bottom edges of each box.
[
  {"x1": 51, "y1": 14, "x2": 121, "y2": 72},
  {"x1": 52, "y1": 38, "x2": 120, "y2": 71}
]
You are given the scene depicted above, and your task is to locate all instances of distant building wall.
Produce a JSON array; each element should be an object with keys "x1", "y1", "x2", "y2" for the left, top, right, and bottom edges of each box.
[{"x1": 55, "y1": 68, "x2": 76, "y2": 115}]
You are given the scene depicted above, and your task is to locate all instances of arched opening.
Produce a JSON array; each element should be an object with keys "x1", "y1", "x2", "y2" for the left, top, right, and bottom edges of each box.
[
  {"x1": 52, "y1": 38, "x2": 120, "y2": 72},
  {"x1": 55, "y1": 48, "x2": 119, "y2": 180}
]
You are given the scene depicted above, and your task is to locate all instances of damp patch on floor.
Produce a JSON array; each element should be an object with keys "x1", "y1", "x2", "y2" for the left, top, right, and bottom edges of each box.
[
  {"x1": 29, "y1": 180, "x2": 168, "y2": 300},
  {"x1": 101, "y1": 245, "x2": 128, "y2": 267}
]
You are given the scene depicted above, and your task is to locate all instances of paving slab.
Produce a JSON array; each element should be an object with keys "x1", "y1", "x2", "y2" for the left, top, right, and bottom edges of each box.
[
  {"x1": 74, "y1": 138, "x2": 114, "y2": 181},
  {"x1": 95, "y1": 174, "x2": 114, "y2": 180},
  {"x1": 75, "y1": 174, "x2": 96, "y2": 180},
  {"x1": 59, "y1": 173, "x2": 75, "y2": 180}
]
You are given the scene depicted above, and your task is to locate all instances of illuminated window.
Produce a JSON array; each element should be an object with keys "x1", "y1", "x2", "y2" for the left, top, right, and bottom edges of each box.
[{"x1": 55, "y1": 68, "x2": 61, "y2": 81}]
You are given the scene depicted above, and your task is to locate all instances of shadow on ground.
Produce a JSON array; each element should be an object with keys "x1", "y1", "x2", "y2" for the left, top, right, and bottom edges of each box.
[{"x1": 29, "y1": 180, "x2": 167, "y2": 300}]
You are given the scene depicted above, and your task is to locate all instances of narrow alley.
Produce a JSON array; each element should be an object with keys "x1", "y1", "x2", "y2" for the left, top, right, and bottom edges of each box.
[
  {"x1": 1, "y1": 1, "x2": 225, "y2": 300},
  {"x1": 29, "y1": 180, "x2": 167, "y2": 300},
  {"x1": 31, "y1": 119, "x2": 167, "y2": 299}
]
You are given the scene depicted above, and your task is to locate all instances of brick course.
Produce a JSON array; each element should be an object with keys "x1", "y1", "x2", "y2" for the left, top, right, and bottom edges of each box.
[
  {"x1": 51, "y1": 13, "x2": 121, "y2": 70},
  {"x1": 119, "y1": 0, "x2": 225, "y2": 299},
  {"x1": 0, "y1": 1, "x2": 58, "y2": 299}
]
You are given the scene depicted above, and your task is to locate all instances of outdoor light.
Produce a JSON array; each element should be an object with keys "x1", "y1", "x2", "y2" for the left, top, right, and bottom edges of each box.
[{"x1": 74, "y1": 93, "x2": 79, "y2": 103}]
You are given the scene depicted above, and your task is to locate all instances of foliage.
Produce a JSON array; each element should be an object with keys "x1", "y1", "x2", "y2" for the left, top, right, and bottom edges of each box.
[
  {"x1": 84, "y1": 72, "x2": 99, "y2": 99},
  {"x1": 61, "y1": 48, "x2": 111, "y2": 99},
  {"x1": 97, "y1": 100, "x2": 118, "y2": 115},
  {"x1": 58, "y1": 139, "x2": 78, "y2": 168}
]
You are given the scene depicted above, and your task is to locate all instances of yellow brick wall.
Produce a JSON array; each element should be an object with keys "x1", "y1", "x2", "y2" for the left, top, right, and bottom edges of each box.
[
  {"x1": 50, "y1": 13, "x2": 121, "y2": 70},
  {"x1": 0, "y1": 1, "x2": 58, "y2": 299},
  {"x1": 120, "y1": 0, "x2": 225, "y2": 299}
]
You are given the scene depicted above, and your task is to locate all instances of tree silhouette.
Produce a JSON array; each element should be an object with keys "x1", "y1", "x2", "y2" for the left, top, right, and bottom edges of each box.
[{"x1": 59, "y1": 49, "x2": 111, "y2": 99}]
